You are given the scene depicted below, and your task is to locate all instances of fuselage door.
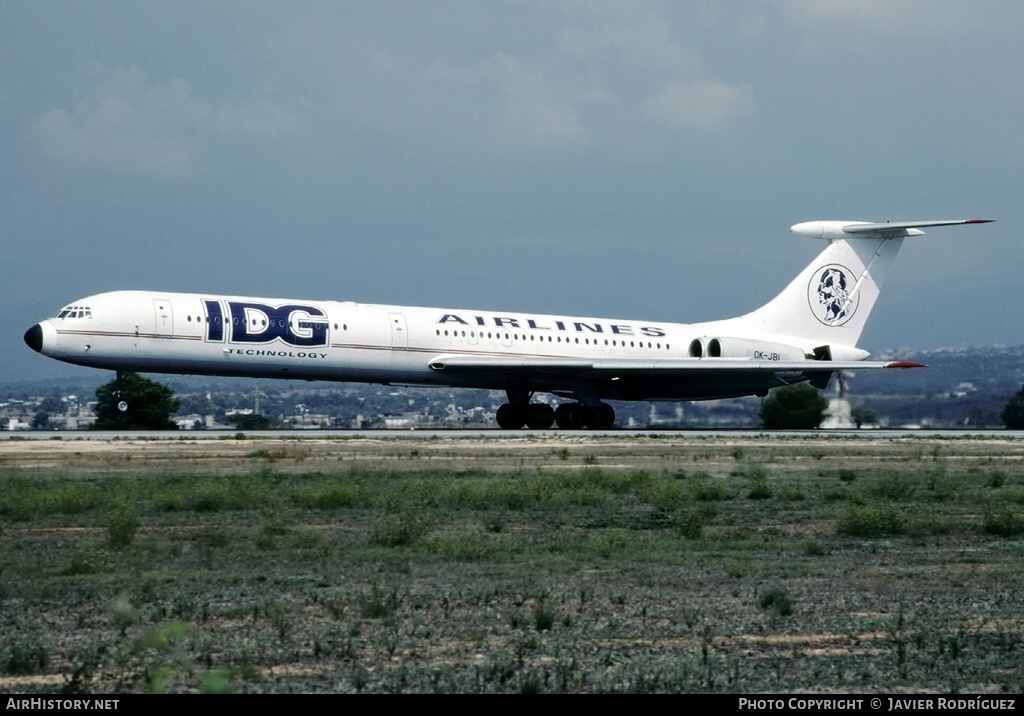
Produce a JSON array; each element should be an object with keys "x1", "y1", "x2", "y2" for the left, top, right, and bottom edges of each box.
[
  {"x1": 153, "y1": 299, "x2": 173, "y2": 337},
  {"x1": 389, "y1": 312, "x2": 408, "y2": 349}
]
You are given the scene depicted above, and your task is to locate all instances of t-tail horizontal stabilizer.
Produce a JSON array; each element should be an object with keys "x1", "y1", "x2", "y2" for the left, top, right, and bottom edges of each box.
[{"x1": 791, "y1": 219, "x2": 994, "y2": 240}]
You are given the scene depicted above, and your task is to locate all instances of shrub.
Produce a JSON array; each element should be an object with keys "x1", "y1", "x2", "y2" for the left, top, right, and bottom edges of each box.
[
  {"x1": 836, "y1": 505, "x2": 905, "y2": 537},
  {"x1": 107, "y1": 503, "x2": 141, "y2": 548},
  {"x1": 746, "y1": 471, "x2": 773, "y2": 500},
  {"x1": 63, "y1": 546, "x2": 104, "y2": 576},
  {"x1": 674, "y1": 508, "x2": 709, "y2": 539},
  {"x1": 5, "y1": 637, "x2": 49, "y2": 675},
  {"x1": 534, "y1": 603, "x2": 556, "y2": 632},
  {"x1": 759, "y1": 589, "x2": 794, "y2": 617},
  {"x1": 370, "y1": 509, "x2": 433, "y2": 547},
  {"x1": 983, "y1": 504, "x2": 1024, "y2": 536},
  {"x1": 360, "y1": 584, "x2": 401, "y2": 619}
]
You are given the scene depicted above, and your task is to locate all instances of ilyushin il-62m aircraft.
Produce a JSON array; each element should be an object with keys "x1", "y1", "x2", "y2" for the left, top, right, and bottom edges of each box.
[{"x1": 25, "y1": 218, "x2": 991, "y2": 430}]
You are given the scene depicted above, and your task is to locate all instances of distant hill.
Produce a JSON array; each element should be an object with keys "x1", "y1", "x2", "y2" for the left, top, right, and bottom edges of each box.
[
  {"x1": 4, "y1": 345, "x2": 1023, "y2": 429},
  {"x1": 847, "y1": 345, "x2": 1024, "y2": 428}
]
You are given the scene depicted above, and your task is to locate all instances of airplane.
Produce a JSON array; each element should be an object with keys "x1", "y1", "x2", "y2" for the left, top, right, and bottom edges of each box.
[{"x1": 24, "y1": 218, "x2": 992, "y2": 430}]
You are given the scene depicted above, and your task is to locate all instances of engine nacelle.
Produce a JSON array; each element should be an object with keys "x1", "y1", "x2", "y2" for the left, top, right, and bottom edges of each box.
[
  {"x1": 690, "y1": 336, "x2": 806, "y2": 362},
  {"x1": 790, "y1": 221, "x2": 863, "y2": 240}
]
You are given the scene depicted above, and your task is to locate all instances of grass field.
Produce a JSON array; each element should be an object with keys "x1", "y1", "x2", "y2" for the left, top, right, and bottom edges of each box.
[{"x1": 1, "y1": 433, "x2": 1023, "y2": 693}]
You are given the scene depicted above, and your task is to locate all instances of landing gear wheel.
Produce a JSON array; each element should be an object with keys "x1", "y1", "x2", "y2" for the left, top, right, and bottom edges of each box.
[
  {"x1": 496, "y1": 403, "x2": 527, "y2": 430},
  {"x1": 554, "y1": 403, "x2": 585, "y2": 430},
  {"x1": 525, "y1": 403, "x2": 555, "y2": 430},
  {"x1": 113, "y1": 370, "x2": 128, "y2": 413},
  {"x1": 583, "y1": 404, "x2": 615, "y2": 430}
]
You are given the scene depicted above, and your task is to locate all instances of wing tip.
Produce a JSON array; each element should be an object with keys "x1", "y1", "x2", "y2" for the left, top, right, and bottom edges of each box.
[{"x1": 885, "y1": 361, "x2": 928, "y2": 369}]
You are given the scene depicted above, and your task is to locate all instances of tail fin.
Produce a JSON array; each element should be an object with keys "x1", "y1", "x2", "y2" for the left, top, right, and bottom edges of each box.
[{"x1": 728, "y1": 219, "x2": 992, "y2": 352}]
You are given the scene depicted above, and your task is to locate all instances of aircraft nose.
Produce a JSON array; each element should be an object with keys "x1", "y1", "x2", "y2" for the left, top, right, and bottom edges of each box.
[{"x1": 24, "y1": 324, "x2": 44, "y2": 353}]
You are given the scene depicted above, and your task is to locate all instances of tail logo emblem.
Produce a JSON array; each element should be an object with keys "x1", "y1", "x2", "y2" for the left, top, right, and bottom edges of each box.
[{"x1": 808, "y1": 264, "x2": 858, "y2": 326}]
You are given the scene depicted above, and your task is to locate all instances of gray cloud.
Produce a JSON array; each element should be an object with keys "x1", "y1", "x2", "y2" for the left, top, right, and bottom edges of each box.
[
  {"x1": 265, "y1": 3, "x2": 757, "y2": 158},
  {"x1": 642, "y1": 80, "x2": 754, "y2": 128},
  {"x1": 30, "y1": 65, "x2": 295, "y2": 176}
]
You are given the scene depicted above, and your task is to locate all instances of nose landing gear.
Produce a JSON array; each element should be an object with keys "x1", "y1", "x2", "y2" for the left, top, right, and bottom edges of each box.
[{"x1": 113, "y1": 371, "x2": 129, "y2": 413}]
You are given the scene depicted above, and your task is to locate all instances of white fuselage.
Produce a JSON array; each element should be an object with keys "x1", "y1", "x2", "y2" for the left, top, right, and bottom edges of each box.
[{"x1": 30, "y1": 289, "x2": 822, "y2": 401}]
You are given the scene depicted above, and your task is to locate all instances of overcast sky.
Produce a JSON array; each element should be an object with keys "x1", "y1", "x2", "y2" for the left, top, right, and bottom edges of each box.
[{"x1": 3, "y1": 1, "x2": 1021, "y2": 381}]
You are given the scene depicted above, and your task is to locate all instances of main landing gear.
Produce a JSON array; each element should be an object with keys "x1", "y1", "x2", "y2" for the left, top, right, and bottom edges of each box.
[
  {"x1": 554, "y1": 402, "x2": 614, "y2": 430},
  {"x1": 496, "y1": 403, "x2": 555, "y2": 430},
  {"x1": 495, "y1": 389, "x2": 615, "y2": 430}
]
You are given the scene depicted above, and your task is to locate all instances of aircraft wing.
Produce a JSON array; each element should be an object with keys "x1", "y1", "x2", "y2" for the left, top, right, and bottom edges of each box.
[
  {"x1": 427, "y1": 354, "x2": 924, "y2": 401},
  {"x1": 428, "y1": 354, "x2": 924, "y2": 374}
]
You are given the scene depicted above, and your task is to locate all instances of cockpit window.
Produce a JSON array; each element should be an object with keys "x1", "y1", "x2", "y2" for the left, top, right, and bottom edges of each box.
[{"x1": 55, "y1": 306, "x2": 92, "y2": 319}]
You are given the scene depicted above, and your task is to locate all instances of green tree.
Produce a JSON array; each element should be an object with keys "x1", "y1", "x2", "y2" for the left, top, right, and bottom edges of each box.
[
  {"x1": 759, "y1": 382, "x2": 828, "y2": 429},
  {"x1": 1001, "y1": 385, "x2": 1024, "y2": 429},
  {"x1": 227, "y1": 413, "x2": 279, "y2": 430},
  {"x1": 851, "y1": 406, "x2": 878, "y2": 429},
  {"x1": 93, "y1": 374, "x2": 180, "y2": 430}
]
